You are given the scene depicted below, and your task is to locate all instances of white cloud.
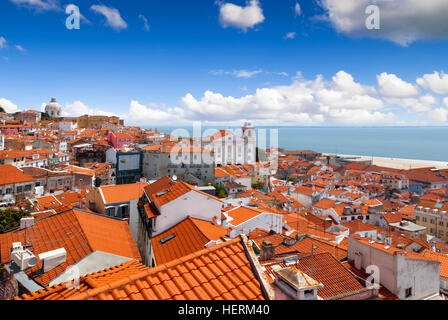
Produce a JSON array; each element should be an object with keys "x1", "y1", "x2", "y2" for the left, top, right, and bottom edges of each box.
[
  {"x1": 428, "y1": 107, "x2": 448, "y2": 122},
  {"x1": 417, "y1": 71, "x2": 448, "y2": 95},
  {"x1": 10, "y1": 0, "x2": 60, "y2": 11},
  {"x1": 0, "y1": 37, "x2": 6, "y2": 49},
  {"x1": 128, "y1": 100, "x2": 185, "y2": 123},
  {"x1": 319, "y1": 0, "x2": 448, "y2": 46},
  {"x1": 15, "y1": 45, "x2": 26, "y2": 52},
  {"x1": 0, "y1": 98, "x2": 19, "y2": 113},
  {"x1": 444, "y1": 97, "x2": 448, "y2": 107},
  {"x1": 90, "y1": 5, "x2": 128, "y2": 30},
  {"x1": 295, "y1": 2, "x2": 301, "y2": 16},
  {"x1": 219, "y1": 0, "x2": 265, "y2": 31},
  {"x1": 138, "y1": 14, "x2": 150, "y2": 32},
  {"x1": 377, "y1": 72, "x2": 419, "y2": 97},
  {"x1": 180, "y1": 71, "x2": 387, "y2": 125},
  {"x1": 62, "y1": 100, "x2": 114, "y2": 117},
  {"x1": 284, "y1": 32, "x2": 296, "y2": 40},
  {"x1": 210, "y1": 69, "x2": 263, "y2": 78}
]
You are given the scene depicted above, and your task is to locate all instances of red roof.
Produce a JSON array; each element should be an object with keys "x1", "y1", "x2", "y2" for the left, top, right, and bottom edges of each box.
[
  {"x1": 17, "y1": 236, "x2": 267, "y2": 300},
  {"x1": 151, "y1": 217, "x2": 227, "y2": 265},
  {"x1": 0, "y1": 208, "x2": 141, "y2": 286},
  {"x1": 0, "y1": 165, "x2": 35, "y2": 185}
]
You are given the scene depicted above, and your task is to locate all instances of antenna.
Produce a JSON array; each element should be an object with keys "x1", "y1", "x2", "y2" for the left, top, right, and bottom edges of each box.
[{"x1": 311, "y1": 244, "x2": 318, "y2": 278}]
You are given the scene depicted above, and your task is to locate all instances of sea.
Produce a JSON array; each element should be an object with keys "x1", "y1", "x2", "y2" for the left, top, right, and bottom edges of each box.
[{"x1": 152, "y1": 126, "x2": 448, "y2": 162}]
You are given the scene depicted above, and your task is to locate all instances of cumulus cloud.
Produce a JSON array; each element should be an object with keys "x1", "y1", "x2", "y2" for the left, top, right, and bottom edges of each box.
[
  {"x1": 428, "y1": 107, "x2": 448, "y2": 122},
  {"x1": 319, "y1": 0, "x2": 448, "y2": 46},
  {"x1": 218, "y1": 0, "x2": 265, "y2": 31},
  {"x1": 180, "y1": 71, "x2": 388, "y2": 125},
  {"x1": 377, "y1": 72, "x2": 419, "y2": 97},
  {"x1": 210, "y1": 69, "x2": 263, "y2": 78},
  {"x1": 119, "y1": 70, "x2": 448, "y2": 126},
  {"x1": 128, "y1": 100, "x2": 185, "y2": 124},
  {"x1": 62, "y1": 100, "x2": 114, "y2": 117},
  {"x1": 417, "y1": 71, "x2": 448, "y2": 95},
  {"x1": 0, "y1": 98, "x2": 19, "y2": 113},
  {"x1": 90, "y1": 5, "x2": 128, "y2": 30}
]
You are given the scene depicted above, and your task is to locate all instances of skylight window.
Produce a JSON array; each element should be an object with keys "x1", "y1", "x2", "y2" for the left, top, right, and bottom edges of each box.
[{"x1": 159, "y1": 234, "x2": 176, "y2": 245}]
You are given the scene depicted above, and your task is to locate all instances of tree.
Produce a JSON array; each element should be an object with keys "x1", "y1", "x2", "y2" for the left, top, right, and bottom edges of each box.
[
  {"x1": 0, "y1": 105, "x2": 5, "y2": 113},
  {"x1": 0, "y1": 209, "x2": 31, "y2": 233},
  {"x1": 252, "y1": 181, "x2": 264, "y2": 190},
  {"x1": 212, "y1": 183, "x2": 228, "y2": 199},
  {"x1": 41, "y1": 112, "x2": 51, "y2": 121}
]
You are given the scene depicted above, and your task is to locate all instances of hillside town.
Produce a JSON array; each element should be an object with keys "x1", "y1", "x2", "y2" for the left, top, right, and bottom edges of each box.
[{"x1": 0, "y1": 99, "x2": 448, "y2": 301}]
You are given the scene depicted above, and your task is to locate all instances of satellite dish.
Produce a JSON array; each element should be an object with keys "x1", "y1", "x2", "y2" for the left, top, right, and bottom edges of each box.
[{"x1": 172, "y1": 175, "x2": 178, "y2": 181}]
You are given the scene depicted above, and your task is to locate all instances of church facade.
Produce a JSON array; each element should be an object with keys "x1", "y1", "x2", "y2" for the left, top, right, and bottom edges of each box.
[{"x1": 201, "y1": 122, "x2": 256, "y2": 166}]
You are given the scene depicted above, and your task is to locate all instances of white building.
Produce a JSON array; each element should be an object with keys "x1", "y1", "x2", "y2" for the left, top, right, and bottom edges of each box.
[
  {"x1": 348, "y1": 236, "x2": 441, "y2": 300},
  {"x1": 223, "y1": 206, "x2": 283, "y2": 238},
  {"x1": 0, "y1": 134, "x2": 4, "y2": 150},
  {"x1": 137, "y1": 177, "x2": 224, "y2": 266},
  {"x1": 201, "y1": 122, "x2": 256, "y2": 166},
  {"x1": 59, "y1": 120, "x2": 77, "y2": 132}
]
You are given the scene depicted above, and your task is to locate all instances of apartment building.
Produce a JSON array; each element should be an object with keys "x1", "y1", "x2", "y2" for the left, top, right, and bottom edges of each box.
[
  {"x1": 413, "y1": 199, "x2": 448, "y2": 241},
  {"x1": 0, "y1": 165, "x2": 36, "y2": 203},
  {"x1": 142, "y1": 145, "x2": 215, "y2": 184}
]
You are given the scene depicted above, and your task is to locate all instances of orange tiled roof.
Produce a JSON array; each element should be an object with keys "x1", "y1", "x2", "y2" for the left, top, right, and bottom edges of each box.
[
  {"x1": 20, "y1": 236, "x2": 267, "y2": 300},
  {"x1": 144, "y1": 177, "x2": 223, "y2": 208},
  {"x1": 0, "y1": 208, "x2": 141, "y2": 287},
  {"x1": 99, "y1": 182, "x2": 148, "y2": 204},
  {"x1": 225, "y1": 206, "x2": 272, "y2": 227},
  {"x1": 263, "y1": 252, "x2": 366, "y2": 300},
  {"x1": 151, "y1": 217, "x2": 227, "y2": 265},
  {"x1": 0, "y1": 165, "x2": 36, "y2": 185}
]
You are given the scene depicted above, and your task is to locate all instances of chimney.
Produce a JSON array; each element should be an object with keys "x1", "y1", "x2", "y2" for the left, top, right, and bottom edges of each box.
[
  {"x1": 260, "y1": 240, "x2": 275, "y2": 261},
  {"x1": 19, "y1": 217, "x2": 35, "y2": 230}
]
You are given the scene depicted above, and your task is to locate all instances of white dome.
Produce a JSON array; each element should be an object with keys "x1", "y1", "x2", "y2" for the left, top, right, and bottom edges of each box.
[{"x1": 45, "y1": 97, "x2": 62, "y2": 118}]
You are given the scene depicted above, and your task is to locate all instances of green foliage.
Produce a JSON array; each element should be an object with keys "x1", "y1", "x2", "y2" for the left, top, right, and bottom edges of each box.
[
  {"x1": 212, "y1": 183, "x2": 228, "y2": 199},
  {"x1": 0, "y1": 209, "x2": 31, "y2": 233},
  {"x1": 252, "y1": 181, "x2": 265, "y2": 190},
  {"x1": 40, "y1": 112, "x2": 50, "y2": 121},
  {"x1": 0, "y1": 105, "x2": 5, "y2": 113},
  {"x1": 287, "y1": 177, "x2": 296, "y2": 182}
]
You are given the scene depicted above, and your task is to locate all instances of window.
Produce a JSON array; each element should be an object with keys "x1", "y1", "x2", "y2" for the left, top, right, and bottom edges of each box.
[
  {"x1": 24, "y1": 185, "x2": 31, "y2": 192},
  {"x1": 16, "y1": 186, "x2": 22, "y2": 193},
  {"x1": 405, "y1": 287, "x2": 412, "y2": 298},
  {"x1": 430, "y1": 219, "x2": 435, "y2": 224}
]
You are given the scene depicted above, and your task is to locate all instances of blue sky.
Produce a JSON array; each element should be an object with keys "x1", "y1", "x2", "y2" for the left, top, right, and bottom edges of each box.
[{"x1": 1, "y1": 0, "x2": 448, "y2": 126}]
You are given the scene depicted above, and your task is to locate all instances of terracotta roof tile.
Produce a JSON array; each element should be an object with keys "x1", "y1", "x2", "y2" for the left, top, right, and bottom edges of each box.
[
  {"x1": 0, "y1": 208, "x2": 140, "y2": 287},
  {"x1": 18, "y1": 236, "x2": 266, "y2": 300}
]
